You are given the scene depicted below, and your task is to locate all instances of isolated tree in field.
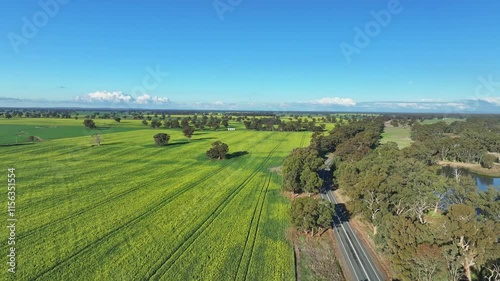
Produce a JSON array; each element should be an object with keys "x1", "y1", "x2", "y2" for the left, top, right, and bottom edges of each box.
[
  {"x1": 83, "y1": 119, "x2": 96, "y2": 129},
  {"x1": 290, "y1": 197, "x2": 333, "y2": 236},
  {"x1": 182, "y1": 126, "x2": 195, "y2": 141},
  {"x1": 142, "y1": 119, "x2": 148, "y2": 126},
  {"x1": 91, "y1": 133, "x2": 102, "y2": 146},
  {"x1": 151, "y1": 120, "x2": 162, "y2": 129},
  {"x1": 114, "y1": 117, "x2": 121, "y2": 123},
  {"x1": 153, "y1": 133, "x2": 170, "y2": 146},
  {"x1": 206, "y1": 141, "x2": 229, "y2": 160},
  {"x1": 282, "y1": 147, "x2": 324, "y2": 194}
]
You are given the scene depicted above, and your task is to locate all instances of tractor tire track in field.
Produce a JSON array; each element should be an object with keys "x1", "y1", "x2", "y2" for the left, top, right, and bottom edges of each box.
[
  {"x1": 19, "y1": 163, "x2": 194, "y2": 240},
  {"x1": 22, "y1": 133, "x2": 276, "y2": 241},
  {"x1": 234, "y1": 172, "x2": 272, "y2": 281},
  {"x1": 32, "y1": 162, "x2": 233, "y2": 280},
  {"x1": 149, "y1": 140, "x2": 284, "y2": 280},
  {"x1": 242, "y1": 174, "x2": 272, "y2": 280},
  {"x1": 32, "y1": 133, "x2": 277, "y2": 280}
]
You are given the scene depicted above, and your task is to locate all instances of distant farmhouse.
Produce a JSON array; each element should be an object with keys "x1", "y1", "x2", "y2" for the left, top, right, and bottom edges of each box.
[{"x1": 227, "y1": 128, "x2": 236, "y2": 131}]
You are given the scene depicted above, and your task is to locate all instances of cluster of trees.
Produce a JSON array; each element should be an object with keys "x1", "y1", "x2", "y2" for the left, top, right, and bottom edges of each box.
[
  {"x1": 283, "y1": 115, "x2": 498, "y2": 280},
  {"x1": 310, "y1": 119, "x2": 384, "y2": 159},
  {"x1": 290, "y1": 197, "x2": 334, "y2": 236},
  {"x1": 241, "y1": 117, "x2": 325, "y2": 132},
  {"x1": 0, "y1": 109, "x2": 74, "y2": 119},
  {"x1": 282, "y1": 147, "x2": 324, "y2": 194},
  {"x1": 381, "y1": 113, "x2": 472, "y2": 128},
  {"x1": 142, "y1": 115, "x2": 230, "y2": 131},
  {"x1": 283, "y1": 117, "x2": 385, "y2": 237},
  {"x1": 409, "y1": 117, "x2": 500, "y2": 168},
  {"x1": 327, "y1": 116, "x2": 500, "y2": 280},
  {"x1": 336, "y1": 142, "x2": 499, "y2": 280}
]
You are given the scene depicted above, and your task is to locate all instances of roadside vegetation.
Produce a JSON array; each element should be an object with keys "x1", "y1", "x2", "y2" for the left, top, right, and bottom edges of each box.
[
  {"x1": 296, "y1": 234, "x2": 345, "y2": 281},
  {"x1": 282, "y1": 113, "x2": 498, "y2": 281},
  {"x1": 331, "y1": 117, "x2": 499, "y2": 281}
]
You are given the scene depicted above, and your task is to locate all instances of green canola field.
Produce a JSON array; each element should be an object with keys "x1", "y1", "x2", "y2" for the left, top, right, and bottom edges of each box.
[{"x1": 1, "y1": 118, "x2": 308, "y2": 280}]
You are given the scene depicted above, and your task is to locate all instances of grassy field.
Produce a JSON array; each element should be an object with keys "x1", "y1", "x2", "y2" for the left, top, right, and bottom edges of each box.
[
  {"x1": 0, "y1": 118, "x2": 145, "y2": 145},
  {"x1": 380, "y1": 126, "x2": 413, "y2": 149},
  {"x1": 0, "y1": 118, "x2": 311, "y2": 280}
]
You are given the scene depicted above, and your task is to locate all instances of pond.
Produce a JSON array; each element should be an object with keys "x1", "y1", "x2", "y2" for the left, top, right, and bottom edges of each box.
[{"x1": 440, "y1": 166, "x2": 500, "y2": 191}]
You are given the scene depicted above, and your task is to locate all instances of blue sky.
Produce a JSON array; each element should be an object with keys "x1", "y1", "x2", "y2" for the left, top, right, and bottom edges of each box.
[{"x1": 1, "y1": 0, "x2": 499, "y2": 112}]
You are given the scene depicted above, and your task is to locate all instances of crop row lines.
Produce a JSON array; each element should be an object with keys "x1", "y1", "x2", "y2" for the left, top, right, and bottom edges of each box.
[
  {"x1": 32, "y1": 160, "x2": 233, "y2": 280},
  {"x1": 148, "y1": 139, "x2": 284, "y2": 280},
  {"x1": 234, "y1": 172, "x2": 273, "y2": 281}
]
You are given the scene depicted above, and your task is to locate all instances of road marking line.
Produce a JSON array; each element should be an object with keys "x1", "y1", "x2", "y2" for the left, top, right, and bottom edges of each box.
[
  {"x1": 327, "y1": 190, "x2": 383, "y2": 281},
  {"x1": 321, "y1": 193, "x2": 360, "y2": 281},
  {"x1": 326, "y1": 191, "x2": 370, "y2": 280}
]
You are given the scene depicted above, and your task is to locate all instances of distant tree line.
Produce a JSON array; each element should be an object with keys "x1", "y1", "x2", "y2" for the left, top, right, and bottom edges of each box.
[{"x1": 240, "y1": 116, "x2": 326, "y2": 132}]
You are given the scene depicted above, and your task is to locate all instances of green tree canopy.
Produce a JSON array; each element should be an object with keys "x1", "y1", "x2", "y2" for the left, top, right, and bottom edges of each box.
[
  {"x1": 282, "y1": 147, "x2": 324, "y2": 194},
  {"x1": 153, "y1": 133, "x2": 170, "y2": 146},
  {"x1": 83, "y1": 119, "x2": 96, "y2": 129},
  {"x1": 290, "y1": 197, "x2": 333, "y2": 236},
  {"x1": 206, "y1": 141, "x2": 229, "y2": 160}
]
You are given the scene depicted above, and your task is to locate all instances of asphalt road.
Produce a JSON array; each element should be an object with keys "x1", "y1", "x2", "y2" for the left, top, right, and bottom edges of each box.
[{"x1": 320, "y1": 164, "x2": 385, "y2": 281}]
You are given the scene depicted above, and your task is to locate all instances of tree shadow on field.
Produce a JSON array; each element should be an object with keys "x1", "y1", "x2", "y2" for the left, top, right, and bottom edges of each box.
[
  {"x1": 0, "y1": 142, "x2": 35, "y2": 147},
  {"x1": 96, "y1": 142, "x2": 125, "y2": 146},
  {"x1": 168, "y1": 141, "x2": 190, "y2": 147},
  {"x1": 194, "y1": 137, "x2": 216, "y2": 141},
  {"x1": 226, "y1": 151, "x2": 249, "y2": 159}
]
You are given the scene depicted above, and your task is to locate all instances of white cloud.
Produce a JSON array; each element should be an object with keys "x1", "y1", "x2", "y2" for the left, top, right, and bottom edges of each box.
[
  {"x1": 310, "y1": 97, "x2": 356, "y2": 106},
  {"x1": 368, "y1": 101, "x2": 468, "y2": 110},
  {"x1": 76, "y1": 91, "x2": 133, "y2": 103},
  {"x1": 473, "y1": 97, "x2": 500, "y2": 105},
  {"x1": 445, "y1": 102, "x2": 468, "y2": 110},
  {"x1": 76, "y1": 91, "x2": 169, "y2": 104},
  {"x1": 151, "y1": 96, "x2": 169, "y2": 103},
  {"x1": 213, "y1": 101, "x2": 224, "y2": 106}
]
